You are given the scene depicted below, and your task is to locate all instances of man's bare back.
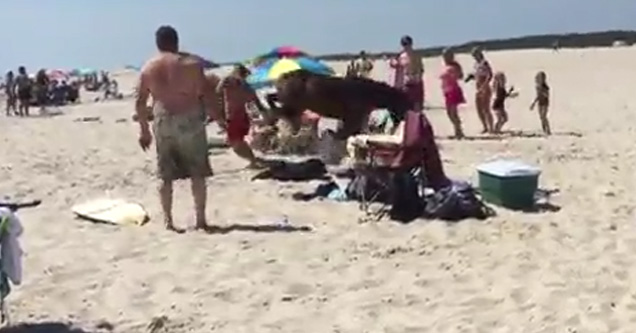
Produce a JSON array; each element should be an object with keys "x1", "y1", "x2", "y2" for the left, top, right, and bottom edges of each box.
[{"x1": 140, "y1": 52, "x2": 208, "y2": 114}]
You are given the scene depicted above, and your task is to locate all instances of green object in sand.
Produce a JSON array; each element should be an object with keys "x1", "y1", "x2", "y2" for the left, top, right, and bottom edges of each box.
[{"x1": 477, "y1": 160, "x2": 541, "y2": 210}]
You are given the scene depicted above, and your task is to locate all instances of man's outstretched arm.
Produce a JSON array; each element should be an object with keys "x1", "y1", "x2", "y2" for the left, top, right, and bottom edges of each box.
[
  {"x1": 214, "y1": 78, "x2": 229, "y2": 124},
  {"x1": 198, "y1": 69, "x2": 224, "y2": 125},
  {"x1": 135, "y1": 69, "x2": 151, "y2": 129}
]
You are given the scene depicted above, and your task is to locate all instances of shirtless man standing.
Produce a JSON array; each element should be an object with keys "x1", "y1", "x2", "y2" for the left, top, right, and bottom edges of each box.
[
  {"x1": 216, "y1": 64, "x2": 267, "y2": 168},
  {"x1": 136, "y1": 25, "x2": 222, "y2": 233},
  {"x1": 355, "y1": 51, "x2": 374, "y2": 79},
  {"x1": 15, "y1": 66, "x2": 32, "y2": 117}
]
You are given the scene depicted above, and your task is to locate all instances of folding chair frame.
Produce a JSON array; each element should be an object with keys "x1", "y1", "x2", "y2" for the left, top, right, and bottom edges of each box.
[{"x1": 355, "y1": 144, "x2": 426, "y2": 221}]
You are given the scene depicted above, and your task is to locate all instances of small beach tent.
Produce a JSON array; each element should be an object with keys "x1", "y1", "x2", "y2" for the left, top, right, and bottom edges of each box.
[
  {"x1": 124, "y1": 65, "x2": 141, "y2": 71},
  {"x1": 46, "y1": 69, "x2": 70, "y2": 81},
  {"x1": 70, "y1": 68, "x2": 97, "y2": 76}
]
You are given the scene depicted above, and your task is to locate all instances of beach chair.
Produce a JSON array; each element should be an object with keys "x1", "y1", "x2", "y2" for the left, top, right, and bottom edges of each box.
[
  {"x1": 349, "y1": 110, "x2": 449, "y2": 221},
  {"x1": 0, "y1": 208, "x2": 24, "y2": 326},
  {"x1": 0, "y1": 213, "x2": 12, "y2": 325}
]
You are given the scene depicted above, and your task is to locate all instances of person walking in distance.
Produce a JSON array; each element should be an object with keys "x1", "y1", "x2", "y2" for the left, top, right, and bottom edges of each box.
[
  {"x1": 4, "y1": 71, "x2": 17, "y2": 116},
  {"x1": 15, "y1": 66, "x2": 32, "y2": 117}
]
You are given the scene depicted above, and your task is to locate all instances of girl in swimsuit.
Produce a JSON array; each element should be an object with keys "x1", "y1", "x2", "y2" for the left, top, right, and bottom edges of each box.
[
  {"x1": 530, "y1": 71, "x2": 551, "y2": 135},
  {"x1": 440, "y1": 48, "x2": 465, "y2": 138},
  {"x1": 390, "y1": 35, "x2": 424, "y2": 111},
  {"x1": 491, "y1": 72, "x2": 515, "y2": 133},
  {"x1": 469, "y1": 47, "x2": 494, "y2": 133}
]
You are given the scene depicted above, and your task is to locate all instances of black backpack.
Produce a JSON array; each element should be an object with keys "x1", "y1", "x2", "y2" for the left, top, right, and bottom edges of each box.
[
  {"x1": 424, "y1": 181, "x2": 495, "y2": 221},
  {"x1": 389, "y1": 172, "x2": 423, "y2": 223}
]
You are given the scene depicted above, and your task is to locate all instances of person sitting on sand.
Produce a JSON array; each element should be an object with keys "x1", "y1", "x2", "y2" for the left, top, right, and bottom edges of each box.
[
  {"x1": 50, "y1": 80, "x2": 66, "y2": 106},
  {"x1": 216, "y1": 64, "x2": 268, "y2": 169},
  {"x1": 530, "y1": 71, "x2": 551, "y2": 135},
  {"x1": 136, "y1": 25, "x2": 222, "y2": 233},
  {"x1": 389, "y1": 35, "x2": 425, "y2": 111},
  {"x1": 345, "y1": 59, "x2": 357, "y2": 78},
  {"x1": 491, "y1": 72, "x2": 516, "y2": 134},
  {"x1": 67, "y1": 81, "x2": 80, "y2": 103},
  {"x1": 100, "y1": 71, "x2": 110, "y2": 91},
  {"x1": 4, "y1": 71, "x2": 17, "y2": 116},
  {"x1": 440, "y1": 48, "x2": 466, "y2": 139},
  {"x1": 104, "y1": 80, "x2": 123, "y2": 100}
]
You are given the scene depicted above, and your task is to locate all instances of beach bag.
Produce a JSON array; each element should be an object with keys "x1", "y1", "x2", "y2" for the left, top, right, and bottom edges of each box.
[
  {"x1": 424, "y1": 181, "x2": 494, "y2": 221},
  {"x1": 388, "y1": 171, "x2": 423, "y2": 223}
]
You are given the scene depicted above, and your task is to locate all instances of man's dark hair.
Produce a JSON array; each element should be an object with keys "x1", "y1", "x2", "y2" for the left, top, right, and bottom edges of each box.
[
  {"x1": 155, "y1": 25, "x2": 179, "y2": 52},
  {"x1": 234, "y1": 63, "x2": 251, "y2": 78},
  {"x1": 400, "y1": 35, "x2": 413, "y2": 47},
  {"x1": 18, "y1": 66, "x2": 26, "y2": 74}
]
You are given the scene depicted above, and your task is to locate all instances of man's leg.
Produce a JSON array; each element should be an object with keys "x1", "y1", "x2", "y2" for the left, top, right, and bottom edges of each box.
[
  {"x1": 179, "y1": 112, "x2": 214, "y2": 230},
  {"x1": 154, "y1": 114, "x2": 186, "y2": 233},
  {"x1": 191, "y1": 177, "x2": 208, "y2": 229},
  {"x1": 158, "y1": 179, "x2": 183, "y2": 233},
  {"x1": 230, "y1": 140, "x2": 262, "y2": 168},
  {"x1": 227, "y1": 114, "x2": 263, "y2": 168}
]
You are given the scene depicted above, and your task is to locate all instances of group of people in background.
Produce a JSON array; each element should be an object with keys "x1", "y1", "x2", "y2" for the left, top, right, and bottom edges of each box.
[
  {"x1": 345, "y1": 51, "x2": 374, "y2": 78},
  {"x1": 346, "y1": 36, "x2": 553, "y2": 138},
  {"x1": 3, "y1": 67, "x2": 80, "y2": 116},
  {"x1": 439, "y1": 46, "x2": 552, "y2": 138},
  {"x1": 84, "y1": 71, "x2": 123, "y2": 101}
]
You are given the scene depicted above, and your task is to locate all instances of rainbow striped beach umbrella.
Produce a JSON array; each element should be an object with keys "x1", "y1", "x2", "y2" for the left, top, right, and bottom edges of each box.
[
  {"x1": 256, "y1": 46, "x2": 308, "y2": 60},
  {"x1": 247, "y1": 57, "x2": 333, "y2": 89}
]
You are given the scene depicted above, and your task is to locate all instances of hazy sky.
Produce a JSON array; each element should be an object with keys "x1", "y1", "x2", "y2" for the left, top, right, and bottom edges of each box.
[{"x1": 1, "y1": 0, "x2": 635, "y2": 71}]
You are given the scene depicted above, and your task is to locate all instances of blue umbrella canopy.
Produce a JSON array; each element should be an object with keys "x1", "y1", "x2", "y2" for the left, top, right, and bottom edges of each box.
[
  {"x1": 247, "y1": 57, "x2": 333, "y2": 89},
  {"x1": 124, "y1": 65, "x2": 141, "y2": 71},
  {"x1": 70, "y1": 67, "x2": 97, "y2": 76}
]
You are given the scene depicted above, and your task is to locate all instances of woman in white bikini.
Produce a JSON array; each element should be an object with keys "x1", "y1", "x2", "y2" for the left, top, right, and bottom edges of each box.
[{"x1": 467, "y1": 47, "x2": 494, "y2": 133}]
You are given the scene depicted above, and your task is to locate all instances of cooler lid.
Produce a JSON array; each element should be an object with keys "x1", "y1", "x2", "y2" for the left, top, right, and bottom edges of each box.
[{"x1": 476, "y1": 159, "x2": 541, "y2": 177}]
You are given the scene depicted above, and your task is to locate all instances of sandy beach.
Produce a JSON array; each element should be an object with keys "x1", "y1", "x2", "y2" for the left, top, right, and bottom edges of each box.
[{"x1": 2, "y1": 46, "x2": 636, "y2": 332}]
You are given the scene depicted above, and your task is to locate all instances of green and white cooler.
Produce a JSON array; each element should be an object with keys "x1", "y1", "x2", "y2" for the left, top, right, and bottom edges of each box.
[{"x1": 476, "y1": 160, "x2": 541, "y2": 210}]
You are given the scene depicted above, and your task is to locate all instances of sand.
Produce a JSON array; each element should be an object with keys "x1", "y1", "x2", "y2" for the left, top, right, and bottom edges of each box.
[{"x1": 1, "y1": 46, "x2": 636, "y2": 332}]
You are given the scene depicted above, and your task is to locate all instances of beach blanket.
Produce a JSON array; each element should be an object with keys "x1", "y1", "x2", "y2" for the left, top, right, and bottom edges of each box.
[{"x1": 252, "y1": 159, "x2": 328, "y2": 182}]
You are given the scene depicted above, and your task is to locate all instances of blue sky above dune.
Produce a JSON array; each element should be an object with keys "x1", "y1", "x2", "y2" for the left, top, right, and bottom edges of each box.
[{"x1": 1, "y1": 0, "x2": 635, "y2": 70}]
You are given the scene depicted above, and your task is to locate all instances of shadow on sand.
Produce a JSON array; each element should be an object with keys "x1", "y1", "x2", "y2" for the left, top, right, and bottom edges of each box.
[
  {"x1": 439, "y1": 130, "x2": 583, "y2": 141},
  {"x1": 523, "y1": 188, "x2": 562, "y2": 213},
  {"x1": 423, "y1": 105, "x2": 447, "y2": 111},
  {"x1": 0, "y1": 322, "x2": 93, "y2": 333},
  {"x1": 202, "y1": 223, "x2": 312, "y2": 234},
  {"x1": 521, "y1": 202, "x2": 562, "y2": 213},
  {"x1": 502, "y1": 130, "x2": 583, "y2": 138},
  {"x1": 30, "y1": 109, "x2": 65, "y2": 118}
]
